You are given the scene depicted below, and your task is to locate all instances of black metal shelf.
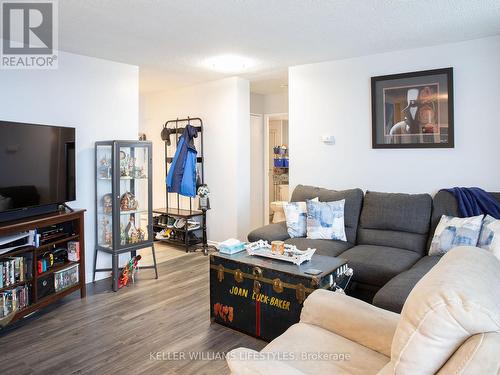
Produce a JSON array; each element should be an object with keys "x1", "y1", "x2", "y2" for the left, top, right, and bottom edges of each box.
[
  {"x1": 166, "y1": 156, "x2": 204, "y2": 163},
  {"x1": 155, "y1": 237, "x2": 202, "y2": 247},
  {"x1": 153, "y1": 222, "x2": 200, "y2": 230},
  {"x1": 153, "y1": 207, "x2": 203, "y2": 218}
]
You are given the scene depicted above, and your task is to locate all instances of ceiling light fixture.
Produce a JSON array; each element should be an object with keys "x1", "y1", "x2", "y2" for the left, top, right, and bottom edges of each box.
[{"x1": 203, "y1": 54, "x2": 255, "y2": 74}]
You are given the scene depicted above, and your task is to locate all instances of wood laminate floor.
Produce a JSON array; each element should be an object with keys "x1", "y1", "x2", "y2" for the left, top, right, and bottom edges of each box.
[{"x1": 0, "y1": 248, "x2": 266, "y2": 375}]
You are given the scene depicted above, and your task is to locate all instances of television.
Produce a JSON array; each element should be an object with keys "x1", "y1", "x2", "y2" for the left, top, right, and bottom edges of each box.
[{"x1": 0, "y1": 121, "x2": 76, "y2": 221}]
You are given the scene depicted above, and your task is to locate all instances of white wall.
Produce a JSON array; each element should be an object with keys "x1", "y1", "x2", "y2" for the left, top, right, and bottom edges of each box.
[
  {"x1": 250, "y1": 92, "x2": 288, "y2": 114},
  {"x1": 264, "y1": 92, "x2": 289, "y2": 114},
  {"x1": 250, "y1": 93, "x2": 265, "y2": 114},
  {"x1": 140, "y1": 77, "x2": 251, "y2": 242},
  {"x1": 0, "y1": 51, "x2": 139, "y2": 282},
  {"x1": 289, "y1": 36, "x2": 500, "y2": 195}
]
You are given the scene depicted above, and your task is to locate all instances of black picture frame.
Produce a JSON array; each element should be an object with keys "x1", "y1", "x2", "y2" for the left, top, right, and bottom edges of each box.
[{"x1": 371, "y1": 67, "x2": 454, "y2": 149}]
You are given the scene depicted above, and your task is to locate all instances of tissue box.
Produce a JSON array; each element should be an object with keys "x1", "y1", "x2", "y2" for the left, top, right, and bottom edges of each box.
[{"x1": 219, "y1": 240, "x2": 246, "y2": 255}]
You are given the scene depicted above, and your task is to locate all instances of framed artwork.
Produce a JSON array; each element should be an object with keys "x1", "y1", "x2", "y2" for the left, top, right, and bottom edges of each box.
[{"x1": 371, "y1": 67, "x2": 454, "y2": 148}]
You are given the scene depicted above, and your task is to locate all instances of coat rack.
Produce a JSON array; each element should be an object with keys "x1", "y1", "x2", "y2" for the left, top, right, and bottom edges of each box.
[
  {"x1": 154, "y1": 117, "x2": 214, "y2": 254},
  {"x1": 161, "y1": 117, "x2": 204, "y2": 211}
]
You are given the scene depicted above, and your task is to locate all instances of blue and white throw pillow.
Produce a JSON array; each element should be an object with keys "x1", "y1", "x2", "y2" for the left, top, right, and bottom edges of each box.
[
  {"x1": 429, "y1": 214, "x2": 483, "y2": 256},
  {"x1": 478, "y1": 215, "x2": 500, "y2": 260},
  {"x1": 306, "y1": 199, "x2": 347, "y2": 241},
  {"x1": 284, "y1": 198, "x2": 318, "y2": 238}
]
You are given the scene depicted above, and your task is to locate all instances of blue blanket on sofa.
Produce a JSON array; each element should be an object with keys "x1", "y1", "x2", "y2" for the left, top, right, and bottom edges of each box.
[{"x1": 445, "y1": 187, "x2": 500, "y2": 219}]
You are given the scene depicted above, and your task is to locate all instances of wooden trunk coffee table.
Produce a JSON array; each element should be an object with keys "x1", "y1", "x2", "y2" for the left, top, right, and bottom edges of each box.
[{"x1": 209, "y1": 250, "x2": 350, "y2": 342}]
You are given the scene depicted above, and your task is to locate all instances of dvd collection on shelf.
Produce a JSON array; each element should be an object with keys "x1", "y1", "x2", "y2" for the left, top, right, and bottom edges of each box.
[
  {"x1": 0, "y1": 224, "x2": 79, "y2": 319},
  {"x1": 1, "y1": 284, "x2": 31, "y2": 318},
  {"x1": 0, "y1": 256, "x2": 31, "y2": 288},
  {"x1": 0, "y1": 255, "x2": 33, "y2": 318}
]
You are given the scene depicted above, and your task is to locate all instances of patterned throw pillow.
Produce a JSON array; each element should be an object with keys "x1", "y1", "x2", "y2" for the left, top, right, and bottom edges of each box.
[
  {"x1": 283, "y1": 198, "x2": 318, "y2": 238},
  {"x1": 478, "y1": 215, "x2": 500, "y2": 260},
  {"x1": 306, "y1": 199, "x2": 347, "y2": 241},
  {"x1": 429, "y1": 214, "x2": 483, "y2": 256}
]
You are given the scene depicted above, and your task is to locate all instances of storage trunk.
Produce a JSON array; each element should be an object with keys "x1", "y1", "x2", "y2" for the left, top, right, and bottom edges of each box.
[{"x1": 210, "y1": 251, "x2": 349, "y2": 342}]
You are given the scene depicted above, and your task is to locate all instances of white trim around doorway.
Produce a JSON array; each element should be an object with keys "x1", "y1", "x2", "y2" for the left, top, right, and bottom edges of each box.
[{"x1": 264, "y1": 112, "x2": 288, "y2": 225}]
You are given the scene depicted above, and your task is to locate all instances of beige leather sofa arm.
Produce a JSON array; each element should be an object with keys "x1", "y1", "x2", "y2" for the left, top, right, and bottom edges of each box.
[
  {"x1": 300, "y1": 289, "x2": 399, "y2": 357},
  {"x1": 226, "y1": 348, "x2": 305, "y2": 375}
]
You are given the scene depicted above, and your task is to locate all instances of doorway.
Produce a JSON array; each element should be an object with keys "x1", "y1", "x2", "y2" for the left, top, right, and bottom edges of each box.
[{"x1": 264, "y1": 113, "x2": 289, "y2": 224}]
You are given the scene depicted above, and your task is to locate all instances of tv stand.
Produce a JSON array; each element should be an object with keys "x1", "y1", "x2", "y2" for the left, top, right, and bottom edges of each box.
[{"x1": 0, "y1": 209, "x2": 86, "y2": 328}]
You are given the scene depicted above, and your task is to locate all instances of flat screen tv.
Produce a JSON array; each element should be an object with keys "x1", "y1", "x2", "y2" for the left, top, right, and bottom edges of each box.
[{"x1": 0, "y1": 121, "x2": 76, "y2": 220}]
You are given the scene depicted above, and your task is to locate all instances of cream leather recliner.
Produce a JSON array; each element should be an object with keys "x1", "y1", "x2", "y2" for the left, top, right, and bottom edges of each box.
[{"x1": 227, "y1": 246, "x2": 500, "y2": 374}]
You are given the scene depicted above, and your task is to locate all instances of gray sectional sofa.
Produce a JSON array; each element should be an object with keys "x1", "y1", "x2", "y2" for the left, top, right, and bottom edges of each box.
[{"x1": 247, "y1": 185, "x2": 500, "y2": 313}]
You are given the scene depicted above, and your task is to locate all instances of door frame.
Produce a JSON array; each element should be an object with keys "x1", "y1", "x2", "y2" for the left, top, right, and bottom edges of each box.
[
  {"x1": 264, "y1": 113, "x2": 288, "y2": 225},
  {"x1": 250, "y1": 113, "x2": 264, "y2": 230}
]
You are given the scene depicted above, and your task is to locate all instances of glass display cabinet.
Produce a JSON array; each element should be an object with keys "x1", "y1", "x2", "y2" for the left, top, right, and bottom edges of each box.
[{"x1": 93, "y1": 141, "x2": 158, "y2": 291}]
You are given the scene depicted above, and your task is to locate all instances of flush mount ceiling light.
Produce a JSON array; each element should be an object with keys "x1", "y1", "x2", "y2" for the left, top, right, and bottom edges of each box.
[{"x1": 203, "y1": 54, "x2": 256, "y2": 74}]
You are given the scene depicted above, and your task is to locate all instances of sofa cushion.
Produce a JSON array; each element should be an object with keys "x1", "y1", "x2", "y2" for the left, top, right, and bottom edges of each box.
[
  {"x1": 306, "y1": 199, "x2": 347, "y2": 241},
  {"x1": 283, "y1": 198, "x2": 318, "y2": 238},
  {"x1": 262, "y1": 323, "x2": 389, "y2": 375},
  {"x1": 340, "y1": 245, "x2": 421, "y2": 287},
  {"x1": 285, "y1": 238, "x2": 353, "y2": 257},
  {"x1": 290, "y1": 185, "x2": 363, "y2": 244},
  {"x1": 478, "y1": 215, "x2": 500, "y2": 260},
  {"x1": 390, "y1": 246, "x2": 500, "y2": 374},
  {"x1": 428, "y1": 190, "x2": 500, "y2": 250},
  {"x1": 428, "y1": 214, "x2": 483, "y2": 256},
  {"x1": 372, "y1": 255, "x2": 441, "y2": 313},
  {"x1": 357, "y1": 191, "x2": 432, "y2": 255},
  {"x1": 436, "y1": 333, "x2": 500, "y2": 375},
  {"x1": 247, "y1": 221, "x2": 290, "y2": 243}
]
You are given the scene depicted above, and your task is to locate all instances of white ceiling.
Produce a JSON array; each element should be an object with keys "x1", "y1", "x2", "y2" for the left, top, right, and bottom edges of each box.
[{"x1": 58, "y1": 0, "x2": 500, "y2": 94}]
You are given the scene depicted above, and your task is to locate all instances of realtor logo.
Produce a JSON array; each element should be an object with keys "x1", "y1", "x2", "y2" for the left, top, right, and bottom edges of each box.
[{"x1": 1, "y1": 0, "x2": 58, "y2": 69}]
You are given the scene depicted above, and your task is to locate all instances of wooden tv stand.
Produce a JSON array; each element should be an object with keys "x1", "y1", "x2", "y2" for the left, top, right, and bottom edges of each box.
[{"x1": 0, "y1": 209, "x2": 86, "y2": 327}]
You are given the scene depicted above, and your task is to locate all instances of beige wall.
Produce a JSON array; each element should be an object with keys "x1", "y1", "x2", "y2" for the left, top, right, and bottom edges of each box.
[
  {"x1": 140, "y1": 77, "x2": 251, "y2": 242},
  {"x1": 289, "y1": 35, "x2": 500, "y2": 194}
]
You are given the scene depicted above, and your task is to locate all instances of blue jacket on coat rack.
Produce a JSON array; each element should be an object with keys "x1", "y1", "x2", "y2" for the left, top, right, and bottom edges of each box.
[{"x1": 166, "y1": 125, "x2": 198, "y2": 197}]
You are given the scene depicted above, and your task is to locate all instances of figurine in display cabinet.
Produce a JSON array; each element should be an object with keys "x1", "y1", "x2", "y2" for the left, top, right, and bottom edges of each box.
[
  {"x1": 137, "y1": 227, "x2": 146, "y2": 242},
  {"x1": 125, "y1": 215, "x2": 138, "y2": 244},
  {"x1": 120, "y1": 150, "x2": 129, "y2": 177},
  {"x1": 129, "y1": 231, "x2": 139, "y2": 244},
  {"x1": 128, "y1": 156, "x2": 136, "y2": 177},
  {"x1": 120, "y1": 224, "x2": 127, "y2": 245},
  {"x1": 101, "y1": 217, "x2": 112, "y2": 246},
  {"x1": 102, "y1": 193, "x2": 113, "y2": 214},
  {"x1": 120, "y1": 191, "x2": 138, "y2": 211},
  {"x1": 133, "y1": 165, "x2": 147, "y2": 179},
  {"x1": 99, "y1": 156, "x2": 112, "y2": 179}
]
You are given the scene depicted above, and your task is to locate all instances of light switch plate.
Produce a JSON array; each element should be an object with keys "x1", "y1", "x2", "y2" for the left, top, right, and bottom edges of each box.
[{"x1": 321, "y1": 135, "x2": 335, "y2": 144}]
